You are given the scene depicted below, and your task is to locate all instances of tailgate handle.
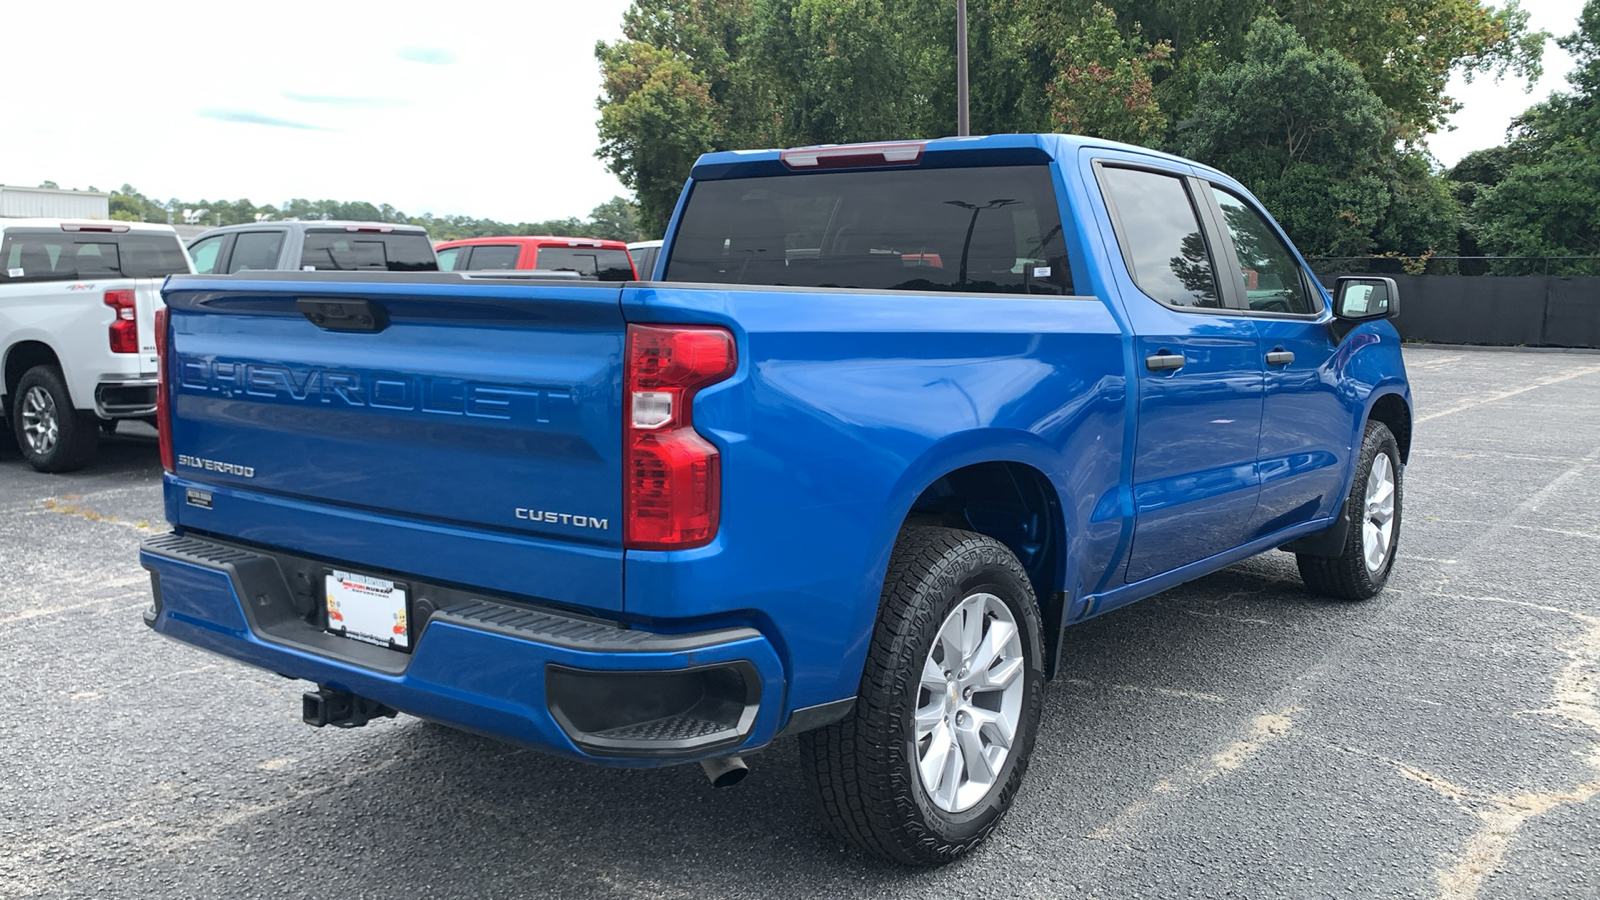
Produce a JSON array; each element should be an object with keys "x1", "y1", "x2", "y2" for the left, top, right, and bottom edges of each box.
[{"x1": 296, "y1": 298, "x2": 388, "y2": 333}]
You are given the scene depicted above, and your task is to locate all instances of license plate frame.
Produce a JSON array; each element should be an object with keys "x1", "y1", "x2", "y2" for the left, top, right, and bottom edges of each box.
[{"x1": 323, "y1": 568, "x2": 412, "y2": 651}]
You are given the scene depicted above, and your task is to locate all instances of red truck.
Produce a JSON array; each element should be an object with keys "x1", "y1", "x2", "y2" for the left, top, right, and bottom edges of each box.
[{"x1": 433, "y1": 236, "x2": 637, "y2": 280}]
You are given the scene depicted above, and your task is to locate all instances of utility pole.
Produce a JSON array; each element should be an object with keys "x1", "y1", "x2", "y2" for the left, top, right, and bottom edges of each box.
[{"x1": 956, "y1": 0, "x2": 970, "y2": 136}]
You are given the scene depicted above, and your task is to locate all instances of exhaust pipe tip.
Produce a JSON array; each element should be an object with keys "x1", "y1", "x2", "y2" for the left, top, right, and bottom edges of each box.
[{"x1": 699, "y1": 755, "x2": 748, "y2": 788}]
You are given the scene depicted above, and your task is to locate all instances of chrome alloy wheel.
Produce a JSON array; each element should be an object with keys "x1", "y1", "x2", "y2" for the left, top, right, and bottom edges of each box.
[
  {"x1": 20, "y1": 385, "x2": 59, "y2": 457},
  {"x1": 915, "y1": 591, "x2": 1025, "y2": 813},
  {"x1": 1362, "y1": 452, "x2": 1397, "y2": 573}
]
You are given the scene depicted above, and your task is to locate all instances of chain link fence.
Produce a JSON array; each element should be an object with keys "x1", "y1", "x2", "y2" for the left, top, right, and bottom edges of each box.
[{"x1": 1307, "y1": 256, "x2": 1600, "y2": 278}]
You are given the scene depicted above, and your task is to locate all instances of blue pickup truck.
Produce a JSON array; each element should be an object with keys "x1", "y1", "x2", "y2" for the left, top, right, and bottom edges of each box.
[{"x1": 140, "y1": 134, "x2": 1410, "y2": 865}]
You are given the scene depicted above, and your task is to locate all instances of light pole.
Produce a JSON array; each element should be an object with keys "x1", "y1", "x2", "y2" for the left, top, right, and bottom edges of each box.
[{"x1": 956, "y1": 0, "x2": 970, "y2": 136}]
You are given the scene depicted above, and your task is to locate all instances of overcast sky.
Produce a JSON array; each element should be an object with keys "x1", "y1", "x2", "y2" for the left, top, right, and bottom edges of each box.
[
  {"x1": 1426, "y1": 0, "x2": 1588, "y2": 167},
  {"x1": 0, "y1": 1, "x2": 1587, "y2": 223}
]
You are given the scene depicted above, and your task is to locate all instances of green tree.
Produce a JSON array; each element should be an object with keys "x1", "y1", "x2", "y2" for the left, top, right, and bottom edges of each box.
[
  {"x1": 1472, "y1": 2, "x2": 1600, "y2": 267},
  {"x1": 596, "y1": 39, "x2": 720, "y2": 233},
  {"x1": 1276, "y1": 0, "x2": 1545, "y2": 141},
  {"x1": 586, "y1": 196, "x2": 645, "y2": 242},
  {"x1": 1177, "y1": 18, "x2": 1463, "y2": 258},
  {"x1": 1176, "y1": 19, "x2": 1389, "y2": 254}
]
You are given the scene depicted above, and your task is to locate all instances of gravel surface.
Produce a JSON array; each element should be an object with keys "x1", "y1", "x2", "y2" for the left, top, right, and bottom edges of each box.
[{"x1": 2, "y1": 347, "x2": 1597, "y2": 899}]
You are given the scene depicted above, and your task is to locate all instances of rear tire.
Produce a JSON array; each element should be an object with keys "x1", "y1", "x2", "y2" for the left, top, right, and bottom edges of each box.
[
  {"x1": 798, "y1": 527, "x2": 1044, "y2": 866},
  {"x1": 1297, "y1": 420, "x2": 1402, "y2": 600},
  {"x1": 12, "y1": 366, "x2": 98, "y2": 473}
]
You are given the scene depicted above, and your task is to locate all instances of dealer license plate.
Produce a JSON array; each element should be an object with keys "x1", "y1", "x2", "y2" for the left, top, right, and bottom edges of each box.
[{"x1": 325, "y1": 570, "x2": 410, "y2": 650}]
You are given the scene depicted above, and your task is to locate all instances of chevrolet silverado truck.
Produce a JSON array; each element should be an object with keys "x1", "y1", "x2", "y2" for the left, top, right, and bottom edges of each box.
[
  {"x1": 434, "y1": 236, "x2": 637, "y2": 280},
  {"x1": 2, "y1": 219, "x2": 191, "y2": 471},
  {"x1": 140, "y1": 134, "x2": 1410, "y2": 865},
  {"x1": 186, "y1": 221, "x2": 438, "y2": 275}
]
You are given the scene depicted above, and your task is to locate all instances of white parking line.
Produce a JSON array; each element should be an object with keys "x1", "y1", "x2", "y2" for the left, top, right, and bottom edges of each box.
[{"x1": 1417, "y1": 364, "x2": 1600, "y2": 422}]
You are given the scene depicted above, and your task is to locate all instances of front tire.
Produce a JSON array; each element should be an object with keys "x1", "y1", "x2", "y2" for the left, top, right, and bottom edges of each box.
[
  {"x1": 1297, "y1": 420, "x2": 1402, "y2": 600},
  {"x1": 12, "y1": 366, "x2": 98, "y2": 473},
  {"x1": 798, "y1": 527, "x2": 1045, "y2": 866}
]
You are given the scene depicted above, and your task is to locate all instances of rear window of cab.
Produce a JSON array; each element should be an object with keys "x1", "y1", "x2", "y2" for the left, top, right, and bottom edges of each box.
[
  {"x1": 301, "y1": 230, "x2": 437, "y2": 272},
  {"x1": 664, "y1": 165, "x2": 1072, "y2": 294},
  {"x1": 0, "y1": 230, "x2": 189, "y2": 281}
]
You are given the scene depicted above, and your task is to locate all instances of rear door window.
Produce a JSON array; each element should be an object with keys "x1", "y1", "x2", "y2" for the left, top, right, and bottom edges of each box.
[
  {"x1": 1, "y1": 231, "x2": 189, "y2": 282},
  {"x1": 630, "y1": 245, "x2": 660, "y2": 279},
  {"x1": 464, "y1": 244, "x2": 520, "y2": 270},
  {"x1": 300, "y1": 231, "x2": 438, "y2": 272},
  {"x1": 664, "y1": 165, "x2": 1072, "y2": 294},
  {"x1": 227, "y1": 231, "x2": 286, "y2": 273},
  {"x1": 436, "y1": 246, "x2": 462, "y2": 271},
  {"x1": 1097, "y1": 166, "x2": 1222, "y2": 310},
  {"x1": 534, "y1": 247, "x2": 634, "y2": 281}
]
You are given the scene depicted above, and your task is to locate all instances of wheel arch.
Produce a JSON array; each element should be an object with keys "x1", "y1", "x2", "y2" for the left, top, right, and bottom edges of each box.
[
  {"x1": 875, "y1": 431, "x2": 1073, "y2": 678},
  {"x1": 1366, "y1": 389, "x2": 1412, "y2": 464},
  {"x1": 3, "y1": 340, "x2": 64, "y2": 406}
]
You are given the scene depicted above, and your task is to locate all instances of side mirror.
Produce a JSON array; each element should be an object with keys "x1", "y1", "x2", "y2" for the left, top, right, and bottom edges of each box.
[{"x1": 1333, "y1": 276, "x2": 1398, "y2": 321}]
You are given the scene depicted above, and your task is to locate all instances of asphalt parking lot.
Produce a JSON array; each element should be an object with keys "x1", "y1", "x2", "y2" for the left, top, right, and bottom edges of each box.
[{"x1": 3, "y1": 346, "x2": 1598, "y2": 900}]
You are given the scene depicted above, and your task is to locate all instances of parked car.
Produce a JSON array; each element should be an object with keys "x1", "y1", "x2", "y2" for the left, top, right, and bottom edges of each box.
[
  {"x1": 1, "y1": 219, "x2": 191, "y2": 471},
  {"x1": 186, "y1": 221, "x2": 438, "y2": 274},
  {"x1": 627, "y1": 239, "x2": 663, "y2": 279},
  {"x1": 434, "y1": 236, "x2": 636, "y2": 280},
  {"x1": 141, "y1": 134, "x2": 1410, "y2": 865}
]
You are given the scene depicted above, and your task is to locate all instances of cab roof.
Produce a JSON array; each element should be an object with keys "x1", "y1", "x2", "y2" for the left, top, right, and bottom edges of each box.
[
  {"x1": 689, "y1": 133, "x2": 1227, "y2": 184},
  {"x1": 0, "y1": 218, "x2": 180, "y2": 234}
]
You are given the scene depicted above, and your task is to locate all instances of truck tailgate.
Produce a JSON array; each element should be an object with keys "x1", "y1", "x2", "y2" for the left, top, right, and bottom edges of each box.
[
  {"x1": 161, "y1": 274, "x2": 626, "y2": 611},
  {"x1": 135, "y1": 277, "x2": 165, "y2": 374}
]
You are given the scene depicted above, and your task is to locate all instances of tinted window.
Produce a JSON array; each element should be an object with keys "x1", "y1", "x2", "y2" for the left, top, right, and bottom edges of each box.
[
  {"x1": 189, "y1": 235, "x2": 228, "y2": 274},
  {"x1": 1, "y1": 231, "x2": 188, "y2": 282},
  {"x1": 300, "y1": 231, "x2": 438, "y2": 272},
  {"x1": 1210, "y1": 187, "x2": 1315, "y2": 315},
  {"x1": 465, "y1": 245, "x2": 520, "y2": 270},
  {"x1": 70, "y1": 241, "x2": 120, "y2": 277},
  {"x1": 1099, "y1": 167, "x2": 1220, "y2": 309},
  {"x1": 227, "y1": 231, "x2": 285, "y2": 273},
  {"x1": 535, "y1": 247, "x2": 634, "y2": 281},
  {"x1": 664, "y1": 165, "x2": 1072, "y2": 294},
  {"x1": 630, "y1": 245, "x2": 660, "y2": 279},
  {"x1": 436, "y1": 246, "x2": 461, "y2": 271}
]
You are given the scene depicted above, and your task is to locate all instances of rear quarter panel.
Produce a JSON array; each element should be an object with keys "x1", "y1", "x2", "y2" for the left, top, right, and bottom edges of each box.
[
  {"x1": 0, "y1": 278, "x2": 143, "y2": 412},
  {"x1": 620, "y1": 284, "x2": 1127, "y2": 709}
]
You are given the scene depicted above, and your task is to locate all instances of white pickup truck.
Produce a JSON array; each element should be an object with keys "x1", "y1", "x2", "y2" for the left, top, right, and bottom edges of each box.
[{"x1": 1, "y1": 219, "x2": 191, "y2": 471}]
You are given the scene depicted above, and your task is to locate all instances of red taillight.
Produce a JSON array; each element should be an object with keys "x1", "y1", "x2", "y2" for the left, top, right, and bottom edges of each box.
[
  {"x1": 104, "y1": 289, "x2": 138, "y2": 353},
  {"x1": 154, "y1": 307, "x2": 174, "y2": 473},
  {"x1": 624, "y1": 324, "x2": 736, "y2": 550}
]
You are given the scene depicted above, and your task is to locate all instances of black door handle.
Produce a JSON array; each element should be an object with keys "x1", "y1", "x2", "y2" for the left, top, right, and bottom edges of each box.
[
  {"x1": 1266, "y1": 350, "x2": 1295, "y2": 366},
  {"x1": 1145, "y1": 352, "x2": 1185, "y2": 372}
]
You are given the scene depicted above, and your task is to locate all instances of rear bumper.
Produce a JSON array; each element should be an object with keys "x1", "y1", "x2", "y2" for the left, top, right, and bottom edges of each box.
[
  {"x1": 139, "y1": 532, "x2": 786, "y2": 766},
  {"x1": 95, "y1": 375, "x2": 157, "y2": 418}
]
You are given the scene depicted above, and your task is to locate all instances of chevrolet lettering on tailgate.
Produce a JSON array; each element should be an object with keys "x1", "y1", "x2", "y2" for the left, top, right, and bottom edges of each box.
[{"x1": 176, "y1": 357, "x2": 572, "y2": 421}]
